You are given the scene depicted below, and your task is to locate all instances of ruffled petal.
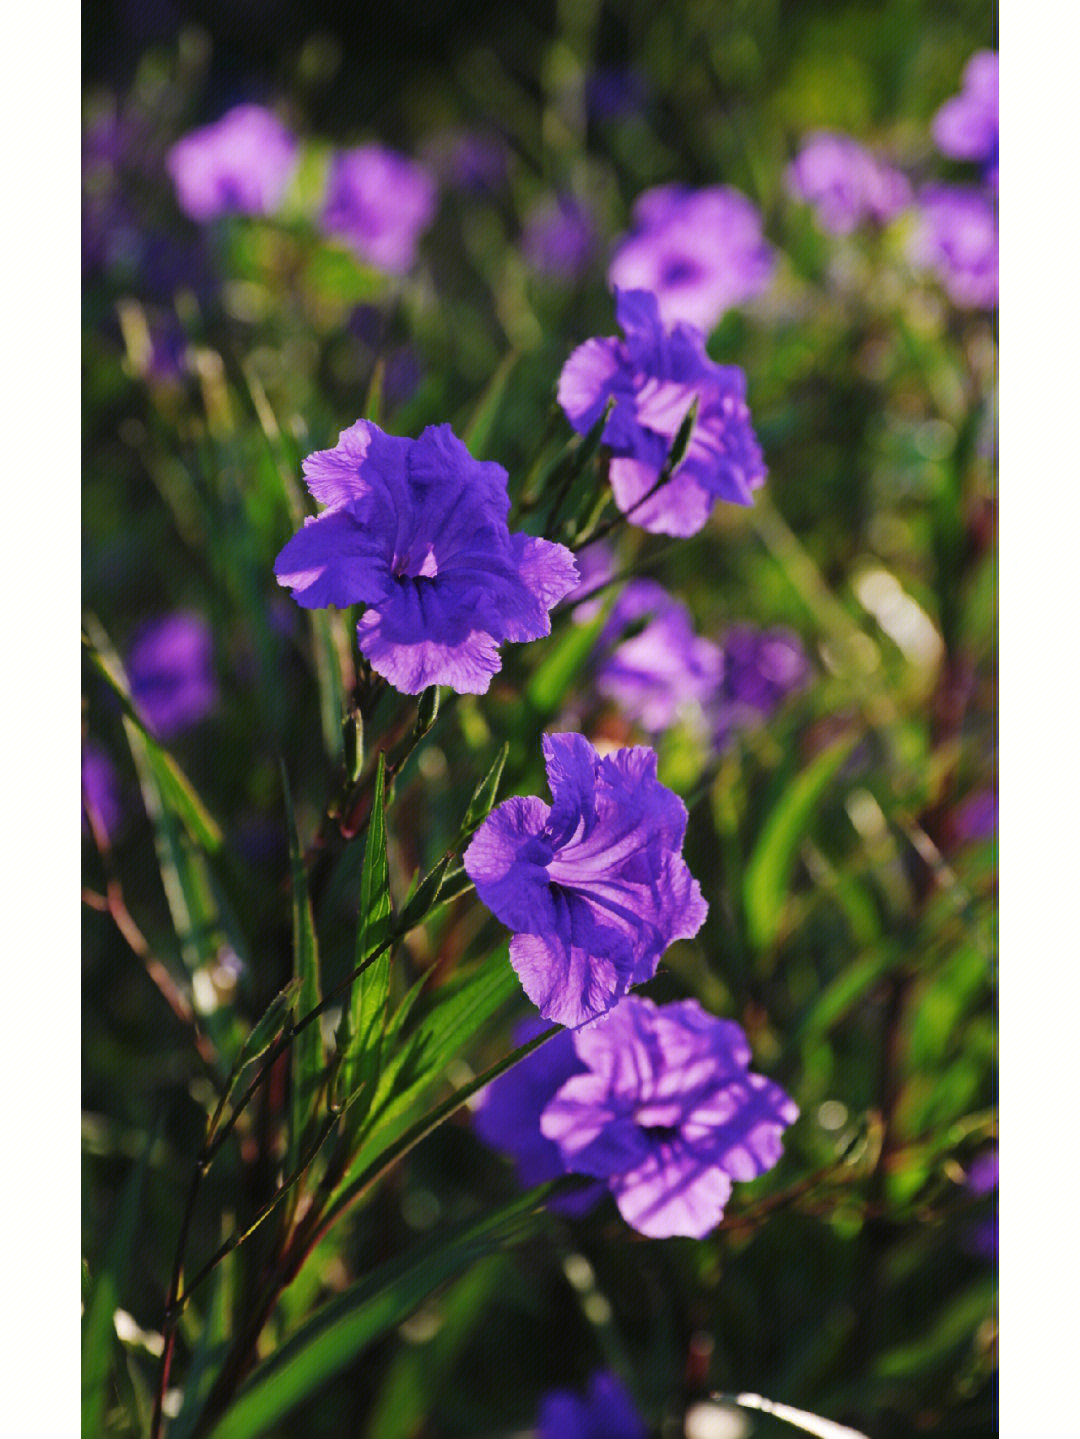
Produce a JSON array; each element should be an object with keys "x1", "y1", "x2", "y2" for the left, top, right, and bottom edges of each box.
[
  {"x1": 556, "y1": 337, "x2": 625, "y2": 432},
  {"x1": 463, "y1": 796, "x2": 557, "y2": 934},
  {"x1": 274, "y1": 508, "x2": 391, "y2": 609}
]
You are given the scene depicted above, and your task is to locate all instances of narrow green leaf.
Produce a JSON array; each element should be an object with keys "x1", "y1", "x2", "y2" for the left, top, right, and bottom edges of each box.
[
  {"x1": 414, "y1": 685, "x2": 440, "y2": 739},
  {"x1": 170, "y1": 1250, "x2": 236, "y2": 1439},
  {"x1": 341, "y1": 752, "x2": 393, "y2": 1105},
  {"x1": 234, "y1": 980, "x2": 301, "y2": 1072},
  {"x1": 793, "y1": 943, "x2": 902, "y2": 1047},
  {"x1": 82, "y1": 1129, "x2": 154, "y2": 1438},
  {"x1": 83, "y1": 630, "x2": 223, "y2": 852},
  {"x1": 743, "y1": 733, "x2": 857, "y2": 950},
  {"x1": 458, "y1": 743, "x2": 509, "y2": 840},
  {"x1": 462, "y1": 351, "x2": 517, "y2": 456},
  {"x1": 282, "y1": 768, "x2": 324, "y2": 1166},
  {"x1": 395, "y1": 854, "x2": 455, "y2": 935},
  {"x1": 205, "y1": 1185, "x2": 551, "y2": 1439}
]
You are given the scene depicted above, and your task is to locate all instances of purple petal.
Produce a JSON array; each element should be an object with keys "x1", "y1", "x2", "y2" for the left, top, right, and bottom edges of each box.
[
  {"x1": 464, "y1": 796, "x2": 558, "y2": 934},
  {"x1": 274, "y1": 508, "x2": 391, "y2": 609},
  {"x1": 557, "y1": 338, "x2": 625, "y2": 431}
]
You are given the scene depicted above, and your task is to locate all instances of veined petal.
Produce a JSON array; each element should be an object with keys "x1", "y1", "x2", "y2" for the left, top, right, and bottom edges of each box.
[{"x1": 274, "y1": 508, "x2": 391, "y2": 609}]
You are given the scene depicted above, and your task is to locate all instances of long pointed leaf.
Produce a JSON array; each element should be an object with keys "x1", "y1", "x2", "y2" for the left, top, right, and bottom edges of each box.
[
  {"x1": 282, "y1": 769, "x2": 324, "y2": 1166},
  {"x1": 340, "y1": 753, "x2": 393, "y2": 1108}
]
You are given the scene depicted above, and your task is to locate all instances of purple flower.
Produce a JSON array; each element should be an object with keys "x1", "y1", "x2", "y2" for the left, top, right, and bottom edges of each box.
[
  {"x1": 472, "y1": 1016, "x2": 604, "y2": 1216},
  {"x1": 127, "y1": 612, "x2": 217, "y2": 740},
  {"x1": 586, "y1": 67, "x2": 647, "y2": 123},
  {"x1": 82, "y1": 743, "x2": 123, "y2": 843},
  {"x1": 607, "y1": 185, "x2": 774, "y2": 333},
  {"x1": 564, "y1": 540, "x2": 616, "y2": 619},
  {"x1": 786, "y1": 131, "x2": 912, "y2": 235},
  {"x1": 426, "y1": 129, "x2": 508, "y2": 194},
  {"x1": 321, "y1": 146, "x2": 437, "y2": 274},
  {"x1": 966, "y1": 1149, "x2": 998, "y2": 1262},
  {"x1": 523, "y1": 195, "x2": 596, "y2": 280},
  {"x1": 541, "y1": 996, "x2": 798, "y2": 1239},
  {"x1": 538, "y1": 1371, "x2": 648, "y2": 1439},
  {"x1": 274, "y1": 422, "x2": 578, "y2": 695},
  {"x1": 908, "y1": 184, "x2": 998, "y2": 309},
  {"x1": 952, "y1": 787, "x2": 998, "y2": 845},
  {"x1": 166, "y1": 105, "x2": 298, "y2": 223},
  {"x1": 932, "y1": 51, "x2": 998, "y2": 184},
  {"x1": 558, "y1": 288, "x2": 766, "y2": 537},
  {"x1": 713, "y1": 626, "x2": 809, "y2": 749},
  {"x1": 464, "y1": 733, "x2": 707, "y2": 1028},
  {"x1": 594, "y1": 580, "x2": 722, "y2": 733}
]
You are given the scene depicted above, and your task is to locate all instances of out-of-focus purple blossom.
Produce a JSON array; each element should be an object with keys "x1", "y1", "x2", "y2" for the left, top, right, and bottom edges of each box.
[
  {"x1": 383, "y1": 348, "x2": 423, "y2": 409},
  {"x1": 472, "y1": 1016, "x2": 604, "y2": 1216},
  {"x1": 563, "y1": 541, "x2": 616, "y2": 620},
  {"x1": 967, "y1": 1148, "x2": 998, "y2": 1261},
  {"x1": 321, "y1": 146, "x2": 437, "y2": 274},
  {"x1": 594, "y1": 580, "x2": 722, "y2": 733},
  {"x1": 82, "y1": 743, "x2": 123, "y2": 843},
  {"x1": 464, "y1": 733, "x2": 707, "y2": 1028},
  {"x1": 932, "y1": 51, "x2": 998, "y2": 185},
  {"x1": 523, "y1": 195, "x2": 596, "y2": 280},
  {"x1": 786, "y1": 131, "x2": 912, "y2": 235},
  {"x1": 586, "y1": 68, "x2": 647, "y2": 123},
  {"x1": 538, "y1": 1371, "x2": 648, "y2": 1439},
  {"x1": 952, "y1": 787, "x2": 998, "y2": 844},
  {"x1": 127, "y1": 612, "x2": 218, "y2": 740},
  {"x1": 166, "y1": 105, "x2": 298, "y2": 223},
  {"x1": 427, "y1": 129, "x2": 508, "y2": 194},
  {"x1": 908, "y1": 184, "x2": 998, "y2": 309},
  {"x1": 558, "y1": 288, "x2": 766, "y2": 537},
  {"x1": 274, "y1": 422, "x2": 577, "y2": 694},
  {"x1": 713, "y1": 626, "x2": 809, "y2": 749},
  {"x1": 541, "y1": 996, "x2": 798, "y2": 1238},
  {"x1": 608, "y1": 185, "x2": 774, "y2": 333}
]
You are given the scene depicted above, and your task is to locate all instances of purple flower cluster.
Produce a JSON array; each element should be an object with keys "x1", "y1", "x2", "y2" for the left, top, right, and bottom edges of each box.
[
  {"x1": 321, "y1": 146, "x2": 437, "y2": 274},
  {"x1": 786, "y1": 131, "x2": 911, "y2": 235},
  {"x1": 464, "y1": 733, "x2": 707, "y2": 1027},
  {"x1": 558, "y1": 288, "x2": 766, "y2": 537},
  {"x1": 274, "y1": 422, "x2": 578, "y2": 694},
  {"x1": 476, "y1": 995, "x2": 798, "y2": 1239},
  {"x1": 608, "y1": 185, "x2": 774, "y2": 334},
  {"x1": 166, "y1": 105, "x2": 298, "y2": 223},
  {"x1": 538, "y1": 1371, "x2": 647, "y2": 1439},
  {"x1": 714, "y1": 625, "x2": 809, "y2": 749},
  {"x1": 908, "y1": 184, "x2": 998, "y2": 310},
  {"x1": 932, "y1": 51, "x2": 998, "y2": 186},
  {"x1": 593, "y1": 580, "x2": 722, "y2": 733},
  {"x1": 127, "y1": 612, "x2": 218, "y2": 740}
]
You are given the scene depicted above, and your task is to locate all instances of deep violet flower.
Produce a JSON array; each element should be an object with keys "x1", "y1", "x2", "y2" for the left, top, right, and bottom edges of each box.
[
  {"x1": 523, "y1": 195, "x2": 596, "y2": 279},
  {"x1": 166, "y1": 105, "x2": 298, "y2": 223},
  {"x1": 558, "y1": 287, "x2": 766, "y2": 537},
  {"x1": 321, "y1": 146, "x2": 437, "y2": 274},
  {"x1": 908, "y1": 184, "x2": 998, "y2": 309},
  {"x1": 541, "y1": 996, "x2": 798, "y2": 1238},
  {"x1": 786, "y1": 131, "x2": 912, "y2": 234},
  {"x1": 274, "y1": 422, "x2": 578, "y2": 694},
  {"x1": 607, "y1": 185, "x2": 774, "y2": 333},
  {"x1": 82, "y1": 743, "x2": 123, "y2": 842},
  {"x1": 538, "y1": 1371, "x2": 648, "y2": 1439},
  {"x1": 464, "y1": 733, "x2": 707, "y2": 1028},
  {"x1": 594, "y1": 580, "x2": 722, "y2": 733},
  {"x1": 713, "y1": 626, "x2": 809, "y2": 749},
  {"x1": 472, "y1": 1016, "x2": 604, "y2": 1216},
  {"x1": 127, "y1": 612, "x2": 218, "y2": 740},
  {"x1": 932, "y1": 51, "x2": 998, "y2": 184}
]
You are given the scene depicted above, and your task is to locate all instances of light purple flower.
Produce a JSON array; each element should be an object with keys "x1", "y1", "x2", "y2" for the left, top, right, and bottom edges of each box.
[
  {"x1": 523, "y1": 195, "x2": 596, "y2": 280},
  {"x1": 472, "y1": 1016, "x2": 604, "y2": 1216},
  {"x1": 464, "y1": 733, "x2": 707, "y2": 1028},
  {"x1": 274, "y1": 422, "x2": 577, "y2": 695},
  {"x1": 127, "y1": 612, "x2": 217, "y2": 740},
  {"x1": 908, "y1": 184, "x2": 998, "y2": 309},
  {"x1": 541, "y1": 996, "x2": 798, "y2": 1239},
  {"x1": 932, "y1": 51, "x2": 998, "y2": 184},
  {"x1": 538, "y1": 1371, "x2": 647, "y2": 1439},
  {"x1": 608, "y1": 185, "x2": 774, "y2": 333},
  {"x1": 558, "y1": 288, "x2": 766, "y2": 537},
  {"x1": 166, "y1": 105, "x2": 298, "y2": 223},
  {"x1": 713, "y1": 626, "x2": 809, "y2": 749},
  {"x1": 594, "y1": 580, "x2": 722, "y2": 733},
  {"x1": 786, "y1": 131, "x2": 912, "y2": 235},
  {"x1": 82, "y1": 742, "x2": 123, "y2": 842},
  {"x1": 321, "y1": 146, "x2": 437, "y2": 274}
]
